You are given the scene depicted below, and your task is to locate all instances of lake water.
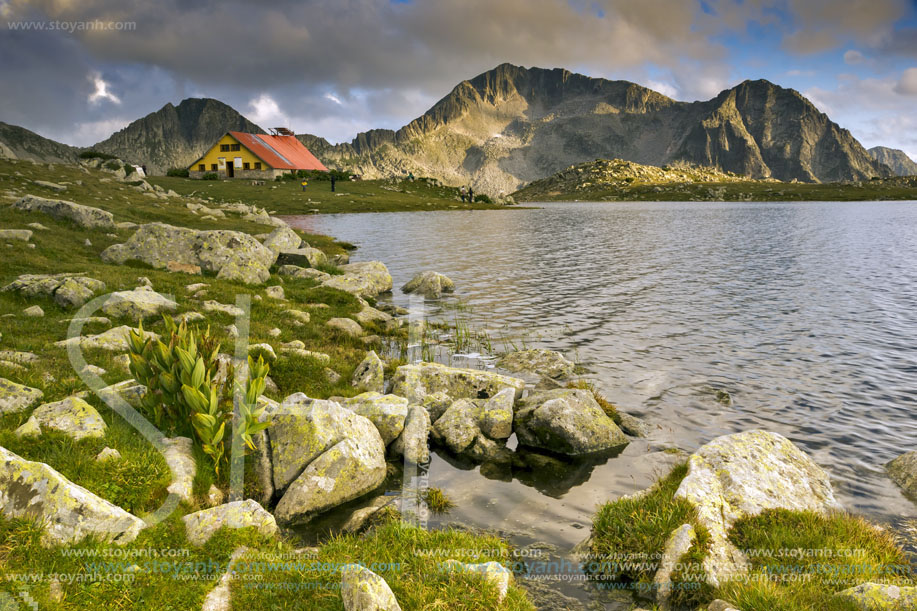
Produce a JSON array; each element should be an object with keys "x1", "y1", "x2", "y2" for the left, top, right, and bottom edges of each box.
[{"x1": 287, "y1": 201, "x2": 917, "y2": 604}]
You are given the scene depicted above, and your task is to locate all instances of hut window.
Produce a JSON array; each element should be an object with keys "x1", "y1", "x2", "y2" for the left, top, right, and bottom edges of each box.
[
  {"x1": 254, "y1": 162, "x2": 261, "y2": 170},
  {"x1": 230, "y1": 144, "x2": 241, "y2": 151},
  {"x1": 243, "y1": 162, "x2": 250, "y2": 170},
  {"x1": 211, "y1": 164, "x2": 218, "y2": 171},
  {"x1": 220, "y1": 144, "x2": 230, "y2": 152}
]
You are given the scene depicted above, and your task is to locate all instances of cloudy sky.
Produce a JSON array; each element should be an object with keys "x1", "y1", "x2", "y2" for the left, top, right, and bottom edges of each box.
[{"x1": 1, "y1": 0, "x2": 916, "y2": 159}]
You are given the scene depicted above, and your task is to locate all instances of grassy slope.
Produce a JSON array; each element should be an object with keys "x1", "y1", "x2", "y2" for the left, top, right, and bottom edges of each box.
[
  {"x1": 149, "y1": 175, "x2": 503, "y2": 214},
  {"x1": 0, "y1": 158, "x2": 533, "y2": 609}
]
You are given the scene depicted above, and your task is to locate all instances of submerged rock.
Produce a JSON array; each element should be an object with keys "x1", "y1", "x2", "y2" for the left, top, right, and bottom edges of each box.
[
  {"x1": 341, "y1": 564, "x2": 402, "y2": 611},
  {"x1": 1, "y1": 273, "x2": 106, "y2": 308},
  {"x1": 390, "y1": 361, "x2": 525, "y2": 404},
  {"x1": 514, "y1": 389, "x2": 627, "y2": 455},
  {"x1": 32, "y1": 397, "x2": 107, "y2": 440},
  {"x1": 401, "y1": 271, "x2": 455, "y2": 299},
  {"x1": 183, "y1": 499, "x2": 278, "y2": 546},
  {"x1": 886, "y1": 451, "x2": 917, "y2": 501},
  {"x1": 674, "y1": 430, "x2": 843, "y2": 587},
  {"x1": 101, "y1": 223, "x2": 274, "y2": 284},
  {"x1": 0, "y1": 378, "x2": 43, "y2": 414},
  {"x1": 352, "y1": 350, "x2": 385, "y2": 393},
  {"x1": 13, "y1": 194, "x2": 115, "y2": 229},
  {"x1": 497, "y1": 349, "x2": 575, "y2": 379},
  {"x1": 0, "y1": 446, "x2": 145, "y2": 546}
]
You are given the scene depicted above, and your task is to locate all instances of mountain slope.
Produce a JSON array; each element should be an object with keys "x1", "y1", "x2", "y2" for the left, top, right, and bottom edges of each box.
[
  {"x1": 868, "y1": 146, "x2": 917, "y2": 176},
  {"x1": 309, "y1": 64, "x2": 887, "y2": 192},
  {"x1": 91, "y1": 98, "x2": 264, "y2": 174},
  {"x1": 0, "y1": 122, "x2": 78, "y2": 163}
]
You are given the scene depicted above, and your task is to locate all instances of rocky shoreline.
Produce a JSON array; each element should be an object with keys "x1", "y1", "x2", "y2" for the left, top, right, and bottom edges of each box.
[{"x1": 1, "y1": 155, "x2": 915, "y2": 610}]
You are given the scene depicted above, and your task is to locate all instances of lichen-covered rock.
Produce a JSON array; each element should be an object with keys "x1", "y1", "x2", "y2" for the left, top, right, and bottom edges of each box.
[
  {"x1": 439, "y1": 560, "x2": 512, "y2": 602},
  {"x1": 0, "y1": 229, "x2": 32, "y2": 241},
  {"x1": 203, "y1": 300, "x2": 244, "y2": 317},
  {"x1": 401, "y1": 271, "x2": 455, "y2": 299},
  {"x1": 23, "y1": 305, "x2": 44, "y2": 317},
  {"x1": 354, "y1": 305, "x2": 393, "y2": 326},
  {"x1": 101, "y1": 287, "x2": 178, "y2": 320},
  {"x1": 327, "y1": 317, "x2": 363, "y2": 337},
  {"x1": 56, "y1": 325, "x2": 158, "y2": 352},
  {"x1": 352, "y1": 350, "x2": 384, "y2": 393},
  {"x1": 654, "y1": 523, "x2": 697, "y2": 605},
  {"x1": 0, "y1": 378, "x2": 43, "y2": 414},
  {"x1": 390, "y1": 361, "x2": 525, "y2": 404},
  {"x1": 479, "y1": 387, "x2": 515, "y2": 439},
  {"x1": 277, "y1": 247, "x2": 327, "y2": 268},
  {"x1": 674, "y1": 430, "x2": 843, "y2": 587},
  {"x1": 341, "y1": 564, "x2": 402, "y2": 611},
  {"x1": 14, "y1": 415, "x2": 41, "y2": 438},
  {"x1": 97, "y1": 380, "x2": 145, "y2": 409},
  {"x1": 95, "y1": 447, "x2": 122, "y2": 462},
  {"x1": 201, "y1": 546, "x2": 249, "y2": 611},
  {"x1": 420, "y1": 391, "x2": 453, "y2": 422},
  {"x1": 101, "y1": 223, "x2": 274, "y2": 284},
  {"x1": 514, "y1": 389, "x2": 627, "y2": 455},
  {"x1": 248, "y1": 343, "x2": 277, "y2": 363},
  {"x1": 274, "y1": 433, "x2": 386, "y2": 525},
  {"x1": 1, "y1": 273, "x2": 105, "y2": 308},
  {"x1": 321, "y1": 261, "x2": 393, "y2": 298},
  {"x1": 837, "y1": 583, "x2": 917, "y2": 610},
  {"x1": 278, "y1": 265, "x2": 331, "y2": 281},
  {"x1": 182, "y1": 499, "x2": 278, "y2": 546},
  {"x1": 32, "y1": 397, "x2": 107, "y2": 440},
  {"x1": 497, "y1": 349, "x2": 575, "y2": 379},
  {"x1": 390, "y1": 405, "x2": 431, "y2": 464},
  {"x1": 341, "y1": 392, "x2": 408, "y2": 445},
  {"x1": 0, "y1": 446, "x2": 145, "y2": 546},
  {"x1": 13, "y1": 194, "x2": 115, "y2": 229},
  {"x1": 432, "y1": 399, "x2": 480, "y2": 453},
  {"x1": 886, "y1": 450, "x2": 917, "y2": 500},
  {"x1": 264, "y1": 285, "x2": 285, "y2": 300},
  {"x1": 261, "y1": 226, "x2": 303, "y2": 256},
  {"x1": 160, "y1": 437, "x2": 195, "y2": 504}
]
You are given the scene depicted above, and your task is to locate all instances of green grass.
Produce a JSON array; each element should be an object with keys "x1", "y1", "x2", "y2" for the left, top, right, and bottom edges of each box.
[
  {"x1": 717, "y1": 509, "x2": 912, "y2": 611},
  {"x1": 423, "y1": 487, "x2": 455, "y2": 514},
  {"x1": 149, "y1": 174, "x2": 507, "y2": 214},
  {"x1": 230, "y1": 518, "x2": 534, "y2": 610}
]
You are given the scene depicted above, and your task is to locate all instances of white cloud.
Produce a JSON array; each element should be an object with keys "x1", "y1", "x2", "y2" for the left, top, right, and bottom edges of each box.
[
  {"x1": 843, "y1": 49, "x2": 867, "y2": 65},
  {"x1": 87, "y1": 72, "x2": 120, "y2": 105},
  {"x1": 324, "y1": 93, "x2": 343, "y2": 105},
  {"x1": 644, "y1": 79, "x2": 678, "y2": 98},
  {"x1": 247, "y1": 93, "x2": 287, "y2": 126},
  {"x1": 68, "y1": 117, "x2": 131, "y2": 146},
  {"x1": 893, "y1": 67, "x2": 917, "y2": 95}
]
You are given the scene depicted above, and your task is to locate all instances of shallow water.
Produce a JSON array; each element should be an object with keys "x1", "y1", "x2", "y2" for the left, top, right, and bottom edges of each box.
[{"x1": 287, "y1": 201, "x2": 917, "y2": 602}]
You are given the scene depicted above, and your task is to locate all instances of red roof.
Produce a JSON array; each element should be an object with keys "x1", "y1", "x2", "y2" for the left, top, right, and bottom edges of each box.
[{"x1": 228, "y1": 132, "x2": 328, "y2": 171}]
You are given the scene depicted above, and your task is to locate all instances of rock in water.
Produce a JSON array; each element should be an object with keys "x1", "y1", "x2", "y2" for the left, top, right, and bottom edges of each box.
[
  {"x1": 497, "y1": 349, "x2": 575, "y2": 379},
  {"x1": 341, "y1": 565, "x2": 402, "y2": 611},
  {"x1": 352, "y1": 350, "x2": 384, "y2": 393},
  {"x1": 0, "y1": 378, "x2": 44, "y2": 414},
  {"x1": 31, "y1": 397, "x2": 107, "y2": 440},
  {"x1": 513, "y1": 389, "x2": 627, "y2": 455},
  {"x1": 13, "y1": 194, "x2": 115, "y2": 229},
  {"x1": 0, "y1": 446, "x2": 145, "y2": 546},
  {"x1": 401, "y1": 271, "x2": 455, "y2": 298},
  {"x1": 101, "y1": 287, "x2": 178, "y2": 320},
  {"x1": 673, "y1": 430, "x2": 843, "y2": 587},
  {"x1": 390, "y1": 405, "x2": 431, "y2": 464},
  {"x1": 101, "y1": 223, "x2": 274, "y2": 284},
  {"x1": 836, "y1": 582, "x2": 917, "y2": 610},
  {"x1": 886, "y1": 451, "x2": 917, "y2": 501},
  {"x1": 182, "y1": 499, "x2": 278, "y2": 546},
  {"x1": 390, "y1": 361, "x2": 525, "y2": 404}
]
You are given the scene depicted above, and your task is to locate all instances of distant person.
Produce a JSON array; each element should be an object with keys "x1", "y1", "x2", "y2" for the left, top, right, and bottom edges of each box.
[
  {"x1": 460, "y1": 186, "x2": 467, "y2": 203},
  {"x1": 408, "y1": 171, "x2": 414, "y2": 181},
  {"x1": 301, "y1": 178, "x2": 308, "y2": 191},
  {"x1": 468, "y1": 186, "x2": 474, "y2": 202},
  {"x1": 330, "y1": 174, "x2": 336, "y2": 192}
]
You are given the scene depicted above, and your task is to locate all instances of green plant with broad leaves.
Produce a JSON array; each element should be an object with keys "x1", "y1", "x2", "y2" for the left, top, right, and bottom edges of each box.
[{"x1": 126, "y1": 315, "x2": 271, "y2": 474}]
